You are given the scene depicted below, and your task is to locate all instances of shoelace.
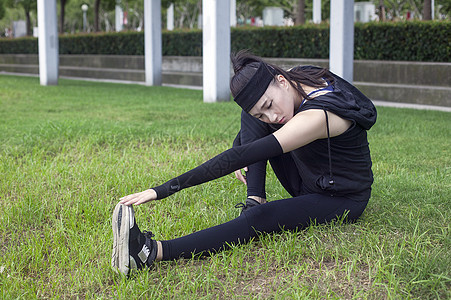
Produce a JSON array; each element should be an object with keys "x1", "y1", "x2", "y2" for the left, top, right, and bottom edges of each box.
[
  {"x1": 143, "y1": 231, "x2": 155, "y2": 239},
  {"x1": 235, "y1": 199, "x2": 261, "y2": 210},
  {"x1": 142, "y1": 231, "x2": 156, "y2": 266},
  {"x1": 234, "y1": 202, "x2": 247, "y2": 209}
]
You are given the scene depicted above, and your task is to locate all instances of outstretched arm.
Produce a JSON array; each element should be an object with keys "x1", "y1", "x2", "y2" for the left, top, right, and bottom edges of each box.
[
  {"x1": 120, "y1": 109, "x2": 351, "y2": 206},
  {"x1": 120, "y1": 134, "x2": 283, "y2": 206}
]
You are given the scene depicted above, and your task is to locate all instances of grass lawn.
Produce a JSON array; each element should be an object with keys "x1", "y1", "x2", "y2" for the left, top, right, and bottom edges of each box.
[{"x1": 0, "y1": 75, "x2": 449, "y2": 299}]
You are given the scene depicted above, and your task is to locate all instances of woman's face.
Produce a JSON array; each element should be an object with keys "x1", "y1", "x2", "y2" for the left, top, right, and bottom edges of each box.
[{"x1": 248, "y1": 75, "x2": 298, "y2": 124}]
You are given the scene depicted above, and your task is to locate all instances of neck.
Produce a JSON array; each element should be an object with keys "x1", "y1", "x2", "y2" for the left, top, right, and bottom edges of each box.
[
  {"x1": 300, "y1": 84, "x2": 317, "y2": 96},
  {"x1": 291, "y1": 84, "x2": 303, "y2": 109}
]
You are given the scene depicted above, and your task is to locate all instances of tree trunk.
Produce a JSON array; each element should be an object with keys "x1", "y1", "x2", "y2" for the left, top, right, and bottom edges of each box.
[
  {"x1": 94, "y1": 0, "x2": 101, "y2": 32},
  {"x1": 295, "y1": 0, "x2": 305, "y2": 25},
  {"x1": 379, "y1": 0, "x2": 386, "y2": 21},
  {"x1": 60, "y1": 0, "x2": 67, "y2": 34},
  {"x1": 423, "y1": 0, "x2": 432, "y2": 20},
  {"x1": 25, "y1": 10, "x2": 31, "y2": 36}
]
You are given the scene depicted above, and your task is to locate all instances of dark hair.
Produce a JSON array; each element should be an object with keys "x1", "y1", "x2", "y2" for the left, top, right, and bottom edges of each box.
[{"x1": 230, "y1": 50, "x2": 335, "y2": 101}]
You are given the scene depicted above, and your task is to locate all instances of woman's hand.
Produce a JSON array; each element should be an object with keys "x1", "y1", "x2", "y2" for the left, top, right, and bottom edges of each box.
[
  {"x1": 119, "y1": 189, "x2": 157, "y2": 206},
  {"x1": 234, "y1": 167, "x2": 248, "y2": 185}
]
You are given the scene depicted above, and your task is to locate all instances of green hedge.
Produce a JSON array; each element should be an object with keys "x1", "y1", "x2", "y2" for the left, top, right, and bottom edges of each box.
[
  {"x1": 0, "y1": 36, "x2": 38, "y2": 54},
  {"x1": 0, "y1": 21, "x2": 449, "y2": 62},
  {"x1": 354, "y1": 21, "x2": 450, "y2": 61},
  {"x1": 231, "y1": 24, "x2": 330, "y2": 59},
  {"x1": 59, "y1": 31, "x2": 145, "y2": 55}
]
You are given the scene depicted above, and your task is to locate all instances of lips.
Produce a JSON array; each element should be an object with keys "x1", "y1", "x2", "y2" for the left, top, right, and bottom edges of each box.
[{"x1": 278, "y1": 117, "x2": 285, "y2": 124}]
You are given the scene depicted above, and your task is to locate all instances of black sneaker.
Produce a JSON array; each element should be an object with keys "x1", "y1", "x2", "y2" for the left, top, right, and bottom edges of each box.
[
  {"x1": 111, "y1": 203, "x2": 157, "y2": 275},
  {"x1": 235, "y1": 198, "x2": 261, "y2": 214}
]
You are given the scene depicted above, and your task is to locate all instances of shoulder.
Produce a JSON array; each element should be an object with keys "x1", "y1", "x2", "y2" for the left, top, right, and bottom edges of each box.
[
  {"x1": 296, "y1": 88, "x2": 339, "y2": 115},
  {"x1": 274, "y1": 109, "x2": 352, "y2": 153}
]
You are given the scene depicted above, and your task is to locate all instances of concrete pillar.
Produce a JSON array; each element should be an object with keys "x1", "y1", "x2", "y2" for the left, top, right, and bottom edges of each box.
[
  {"x1": 202, "y1": 0, "x2": 231, "y2": 103},
  {"x1": 115, "y1": 2, "x2": 123, "y2": 31},
  {"x1": 167, "y1": 3, "x2": 174, "y2": 30},
  {"x1": 431, "y1": 0, "x2": 435, "y2": 20},
  {"x1": 198, "y1": 14, "x2": 202, "y2": 29},
  {"x1": 37, "y1": 0, "x2": 58, "y2": 86},
  {"x1": 313, "y1": 0, "x2": 321, "y2": 23},
  {"x1": 329, "y1": 0, "x2": 354, "y2": 83},
  {"x1": 144, "y1": 0, "x2": 162, "y2": 86},
  {"x1": 230, "y1": 0, "x2": 237, "y2": 27}
]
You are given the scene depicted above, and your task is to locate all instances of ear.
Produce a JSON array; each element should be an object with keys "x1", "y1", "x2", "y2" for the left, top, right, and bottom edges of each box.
[{"x1": 277, "y1": 75, "x2": 288, "y2": 89}]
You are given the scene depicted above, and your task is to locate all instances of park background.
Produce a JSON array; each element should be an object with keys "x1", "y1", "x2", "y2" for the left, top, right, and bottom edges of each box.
[
  {"x1": 0, "y1": 0, "x2": 450, "y2": 107},
  {"x1": 0, "y1": 0, "x2": 450, "y2": 299}
]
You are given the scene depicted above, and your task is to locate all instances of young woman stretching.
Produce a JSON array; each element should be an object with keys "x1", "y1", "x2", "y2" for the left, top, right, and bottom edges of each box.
[{"x1": 111, "y1": 51, "x2": 377, "y2": 276}]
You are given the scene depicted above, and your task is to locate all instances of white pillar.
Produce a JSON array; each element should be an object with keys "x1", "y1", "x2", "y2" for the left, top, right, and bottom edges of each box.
[
  {"x1": 37, "y1": 0, "x2": 58, "y2": 86},
  {"x1": 167, "y1": 3, "x2": 174, "y2": 30},
  {"x1": 431, "y1": 0, "x2": 435, "y2": 20},
  {"x1": 202, "y1": 0, "x2": 231, "y2": 103},
  {"x1": 329, "y1": 0, "x2": 354, "y2": 83},
  {"x1": 313, "y1": 0, "x2": 321, "y2": 23},
  {"x1": 198, "y1": 14, "x2": 202, "y2": 29},
  {"x1": 115, "y1": 3, "x2": 123, "y2": 31},
  {"x1": 144, "y1": 0, "x2": 162, "y2": 86},
  {"x1": 230, "y1": 0, "x2": 237, "y2": 27}
]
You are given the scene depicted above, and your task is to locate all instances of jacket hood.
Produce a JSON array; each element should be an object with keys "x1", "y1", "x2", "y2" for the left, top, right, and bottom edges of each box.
[{"x1": 296, "y1": 66, "x2": 377, "y2": 130}]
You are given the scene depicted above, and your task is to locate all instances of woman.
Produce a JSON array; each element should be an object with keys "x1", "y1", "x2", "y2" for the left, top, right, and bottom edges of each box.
[{"x1": 111, "y1": 51, "x2": 377, "y2": 276}]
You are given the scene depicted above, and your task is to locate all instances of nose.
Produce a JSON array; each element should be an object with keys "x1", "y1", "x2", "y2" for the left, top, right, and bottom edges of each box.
[{"x1": 268, "y1": 112, "x2": 278, "y2": 123}]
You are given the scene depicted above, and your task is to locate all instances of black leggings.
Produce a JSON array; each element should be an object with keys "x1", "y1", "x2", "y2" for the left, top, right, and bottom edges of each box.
[
  {"x1": 161, "y1": 195, "x2": 367, "y2": 260},
  {"x1": 160, "y1": 111, "x2": 369, "y2": 260},
  {"x1": 236, "y1": 110, "x2": 301, "y2": 198}
]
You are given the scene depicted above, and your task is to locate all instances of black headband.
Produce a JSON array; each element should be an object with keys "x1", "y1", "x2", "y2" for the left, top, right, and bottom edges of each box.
[{"x1": 233, "y1": 63, "x2": 275, "y2": 112}]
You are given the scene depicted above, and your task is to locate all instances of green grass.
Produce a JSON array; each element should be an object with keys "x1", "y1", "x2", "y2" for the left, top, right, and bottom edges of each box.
[{"x1": 0, "y1": 75, "x2": 449, "y2": 299}]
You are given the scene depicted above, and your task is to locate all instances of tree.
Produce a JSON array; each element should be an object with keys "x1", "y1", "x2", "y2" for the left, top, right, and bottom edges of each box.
[
  {"x1": 436, "y1": 0, "x2": 451, "y2": 19},
  {"x1": 5, "y1": 0, "x2": 36, "y2": 36},
  {"x1": 161, "y1": 0, "x2": 200, "y2": 29},
  {"x1": 378, "y1": 0, "x2": 386, "y2": 21},
  {"x1": 60, "y1": 0, "x2": 71, "y2": 34},
  {"x1": 92, "y1": 0, "x2": 115, "y2": 32},
  {"x1": 236, "y1": 0, "x2": 298, "y2": 24},
  {"x1": 94, "y1": 0, "x2": 100, "y2": 31},
  {"x1": 253, "y1": 0, "x2": 307, "y2": 25},
  {"x1": 236, "y1": 0, "x2": 265, "y2": 24},
  {"x1": 295, "y1": 0, "x2": 305, "y2": 24},
  {"x1": 119, "y1": 0, "x2": 145, "y2": 31},
  {"x1": 0, "y1": 0, "x2": 5, "y2": 20},
  {"x1": 422, "y1": 0, "x2": 431, "y2": 19}
]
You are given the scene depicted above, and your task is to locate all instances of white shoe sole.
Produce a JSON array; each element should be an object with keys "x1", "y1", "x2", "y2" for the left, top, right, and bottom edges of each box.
[{"x1": 111, "y1": 203, "x2": 133, "y2": 275}]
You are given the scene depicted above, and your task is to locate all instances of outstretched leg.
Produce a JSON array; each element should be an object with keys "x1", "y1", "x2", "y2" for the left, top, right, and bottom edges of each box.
[
  {"x1": 112, "y1": 195, "x2": 368, "y2": 275},
  {"x1": 159, "y1": 194, "x2": 368, "y2": 261}
]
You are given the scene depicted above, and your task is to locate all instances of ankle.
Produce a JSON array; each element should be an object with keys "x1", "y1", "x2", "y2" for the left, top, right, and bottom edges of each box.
[
  {"x1": 248, "y1": 196, "x2": 266, "y2": 204},
  {"x1": 156, "y1": 241, "x2": 163, "y2": 262}
]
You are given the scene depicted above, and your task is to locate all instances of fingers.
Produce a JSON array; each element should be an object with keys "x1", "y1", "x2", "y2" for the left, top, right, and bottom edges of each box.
[
  {"x1": 119, "y1": 189, "x2": 156, "y2": 206},
  {"x1": 120, "y1": 195, "x2": 144, "y2": 206},
  {"x1": 234, "y1": 169, "x2": 247, "y2": 185}
]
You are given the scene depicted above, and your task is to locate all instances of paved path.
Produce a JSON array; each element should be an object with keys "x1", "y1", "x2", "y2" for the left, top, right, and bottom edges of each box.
[
  {"x1": 371, "y1": 100, "x2": 451, "y2": 112},
  {"x1": 60, "y1": 75, "x2": 451, "y2": 112},
  {"x1": 2, "y1": 72, "x2": 450, "y2": 112}
]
